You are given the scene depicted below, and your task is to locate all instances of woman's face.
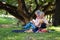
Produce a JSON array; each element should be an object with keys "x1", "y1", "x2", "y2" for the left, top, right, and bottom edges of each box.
[{"x1": 40, "y1": 13, "x2": 45, "y2": 18}]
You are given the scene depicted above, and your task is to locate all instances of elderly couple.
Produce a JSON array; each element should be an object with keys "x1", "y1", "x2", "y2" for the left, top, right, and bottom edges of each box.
[
  {"x1": 12, "y1": 10, "x2": 48, "y2": 33},
  {"x1": 23, "y1": 10, "x2": 48, "y2": 33}
]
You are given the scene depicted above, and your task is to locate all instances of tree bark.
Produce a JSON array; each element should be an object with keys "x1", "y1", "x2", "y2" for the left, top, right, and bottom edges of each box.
[
  {"x1": 52, "y1": 0, "x2": 60, "y2": 26},
  {"x1": 17, "y1": 0, "x2": 30, "y2": 23}
]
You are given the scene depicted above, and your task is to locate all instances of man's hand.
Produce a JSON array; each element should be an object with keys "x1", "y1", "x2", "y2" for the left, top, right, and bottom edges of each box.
[{"x1": 31, "y1": 19, "x2": 35, "y2": 24}]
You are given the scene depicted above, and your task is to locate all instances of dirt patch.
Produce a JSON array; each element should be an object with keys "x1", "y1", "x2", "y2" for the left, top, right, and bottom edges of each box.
[{"x1": 0, "y1": 24, "x2": 17, "y2": 28}]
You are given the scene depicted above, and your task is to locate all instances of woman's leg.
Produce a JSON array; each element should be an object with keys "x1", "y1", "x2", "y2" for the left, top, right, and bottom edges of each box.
[
  {"x1": 40, "y1": 23, "x2": 46, "y2": 28},
  {"x1": 38, "y1": 23, "x2": 46, "y2": 31}
]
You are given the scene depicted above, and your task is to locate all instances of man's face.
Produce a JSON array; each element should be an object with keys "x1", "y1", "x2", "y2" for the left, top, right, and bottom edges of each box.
[
  {"x1": 35, "y1": 13, "x2": 45, "y2": 18},
  {"x1": 35, "y1": 13, "x2": 40, "y2": 17}
]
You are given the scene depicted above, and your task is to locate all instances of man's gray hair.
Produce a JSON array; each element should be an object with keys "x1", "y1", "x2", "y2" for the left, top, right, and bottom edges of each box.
[{"x1": 35, "y1": 10, "x2": 44, "y2": 15}]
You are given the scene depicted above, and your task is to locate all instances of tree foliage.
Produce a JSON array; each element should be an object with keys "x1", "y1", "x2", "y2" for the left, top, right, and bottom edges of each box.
[{"x1": 0, "y1": 0, "x2": 55, "y2": 25}]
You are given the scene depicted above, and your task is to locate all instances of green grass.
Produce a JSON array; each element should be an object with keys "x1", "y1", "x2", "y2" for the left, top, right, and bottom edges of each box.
[
  {"x1": 0, "y1": 17, "x2": 18, "y2": 24},
  {"x1": 0, "y1": 17, "x2": 60, "y2": 40},
  {"x1": 0, "y1": 27, "x2": 60, "y2": 40}
]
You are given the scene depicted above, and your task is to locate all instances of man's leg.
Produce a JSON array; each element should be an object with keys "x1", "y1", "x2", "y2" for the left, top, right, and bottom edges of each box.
[
  {"x1": 23, "y1": 22, "x2": 31, "y2": 30},
  {"x1": 30, "y1": 23, "x2": 36, "y2": 29},
  {"x1": 24, "y1": 22, "x2": 36, "y2": 30}
]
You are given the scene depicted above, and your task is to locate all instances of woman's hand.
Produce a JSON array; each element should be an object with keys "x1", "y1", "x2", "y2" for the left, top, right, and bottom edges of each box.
[{"x1": 39, "y1": 19, "x2": 44, "y2": 24}]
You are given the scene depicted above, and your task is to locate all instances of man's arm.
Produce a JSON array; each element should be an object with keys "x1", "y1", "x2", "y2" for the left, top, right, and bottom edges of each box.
[{"x1": 30, "y1": 19, "x2": 35, "y2": 24}]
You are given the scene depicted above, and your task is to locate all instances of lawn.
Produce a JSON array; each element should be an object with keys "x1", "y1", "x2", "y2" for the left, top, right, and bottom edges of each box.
[
  {"x1": 0, "y1": 17, "x2": 60, "y2": 40},
  {"x1": 0, "y1": 27, "x2": 60, "y2": 40},
  {"x1": 0, "y1": 17, "x2": 18, "y2": 24}
]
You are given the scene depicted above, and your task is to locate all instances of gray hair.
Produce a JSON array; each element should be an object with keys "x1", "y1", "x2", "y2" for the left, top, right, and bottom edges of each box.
[{"x1": 35, "y1": 10, "x2": 44, "y2": 15}]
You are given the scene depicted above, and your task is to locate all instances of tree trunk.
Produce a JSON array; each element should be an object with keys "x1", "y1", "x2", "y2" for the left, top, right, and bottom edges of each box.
[
  {"x1": 52, "y1": 0, "x2": 60, "y2": 26},
  {"x1": 17, "y1": 0, "x2": 31, "y2": 24},
  {"x1": 0, "y1": 1, "x2": 26, "y2": 25}
]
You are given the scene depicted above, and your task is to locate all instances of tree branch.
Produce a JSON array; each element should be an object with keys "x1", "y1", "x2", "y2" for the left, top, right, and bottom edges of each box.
[
  {"x1": 35, "y1": 0, "x2": 39, "y2": 6},
  {"x1": 29, "y1": 0, "x2": 42, "y2": 18},
  {"x1": 0, "y1": 1, "x2": 26, "y2": 23},
  {"x1": 17, "y1": 0, "x2": 30, "y2": 18},
  {"x1": 21, "y1": 0, "x2": 30, "y2": 15},
  {"x1": 42, "y1": 2, "x2": 52, "y2": 12}
]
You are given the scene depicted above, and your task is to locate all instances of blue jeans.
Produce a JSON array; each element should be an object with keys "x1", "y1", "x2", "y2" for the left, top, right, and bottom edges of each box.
[
  {"x1": 24, "y1": 22, "x2": 36, "y2": 30},
  {"x1": 24, "y1": 22, "x2": 46, "y2": 32}
]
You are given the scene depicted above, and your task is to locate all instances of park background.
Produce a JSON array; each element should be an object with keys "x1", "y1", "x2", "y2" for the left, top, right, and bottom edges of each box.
[{"x1": 0, "y1": 0, "x2": 60, "y2": 40}]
